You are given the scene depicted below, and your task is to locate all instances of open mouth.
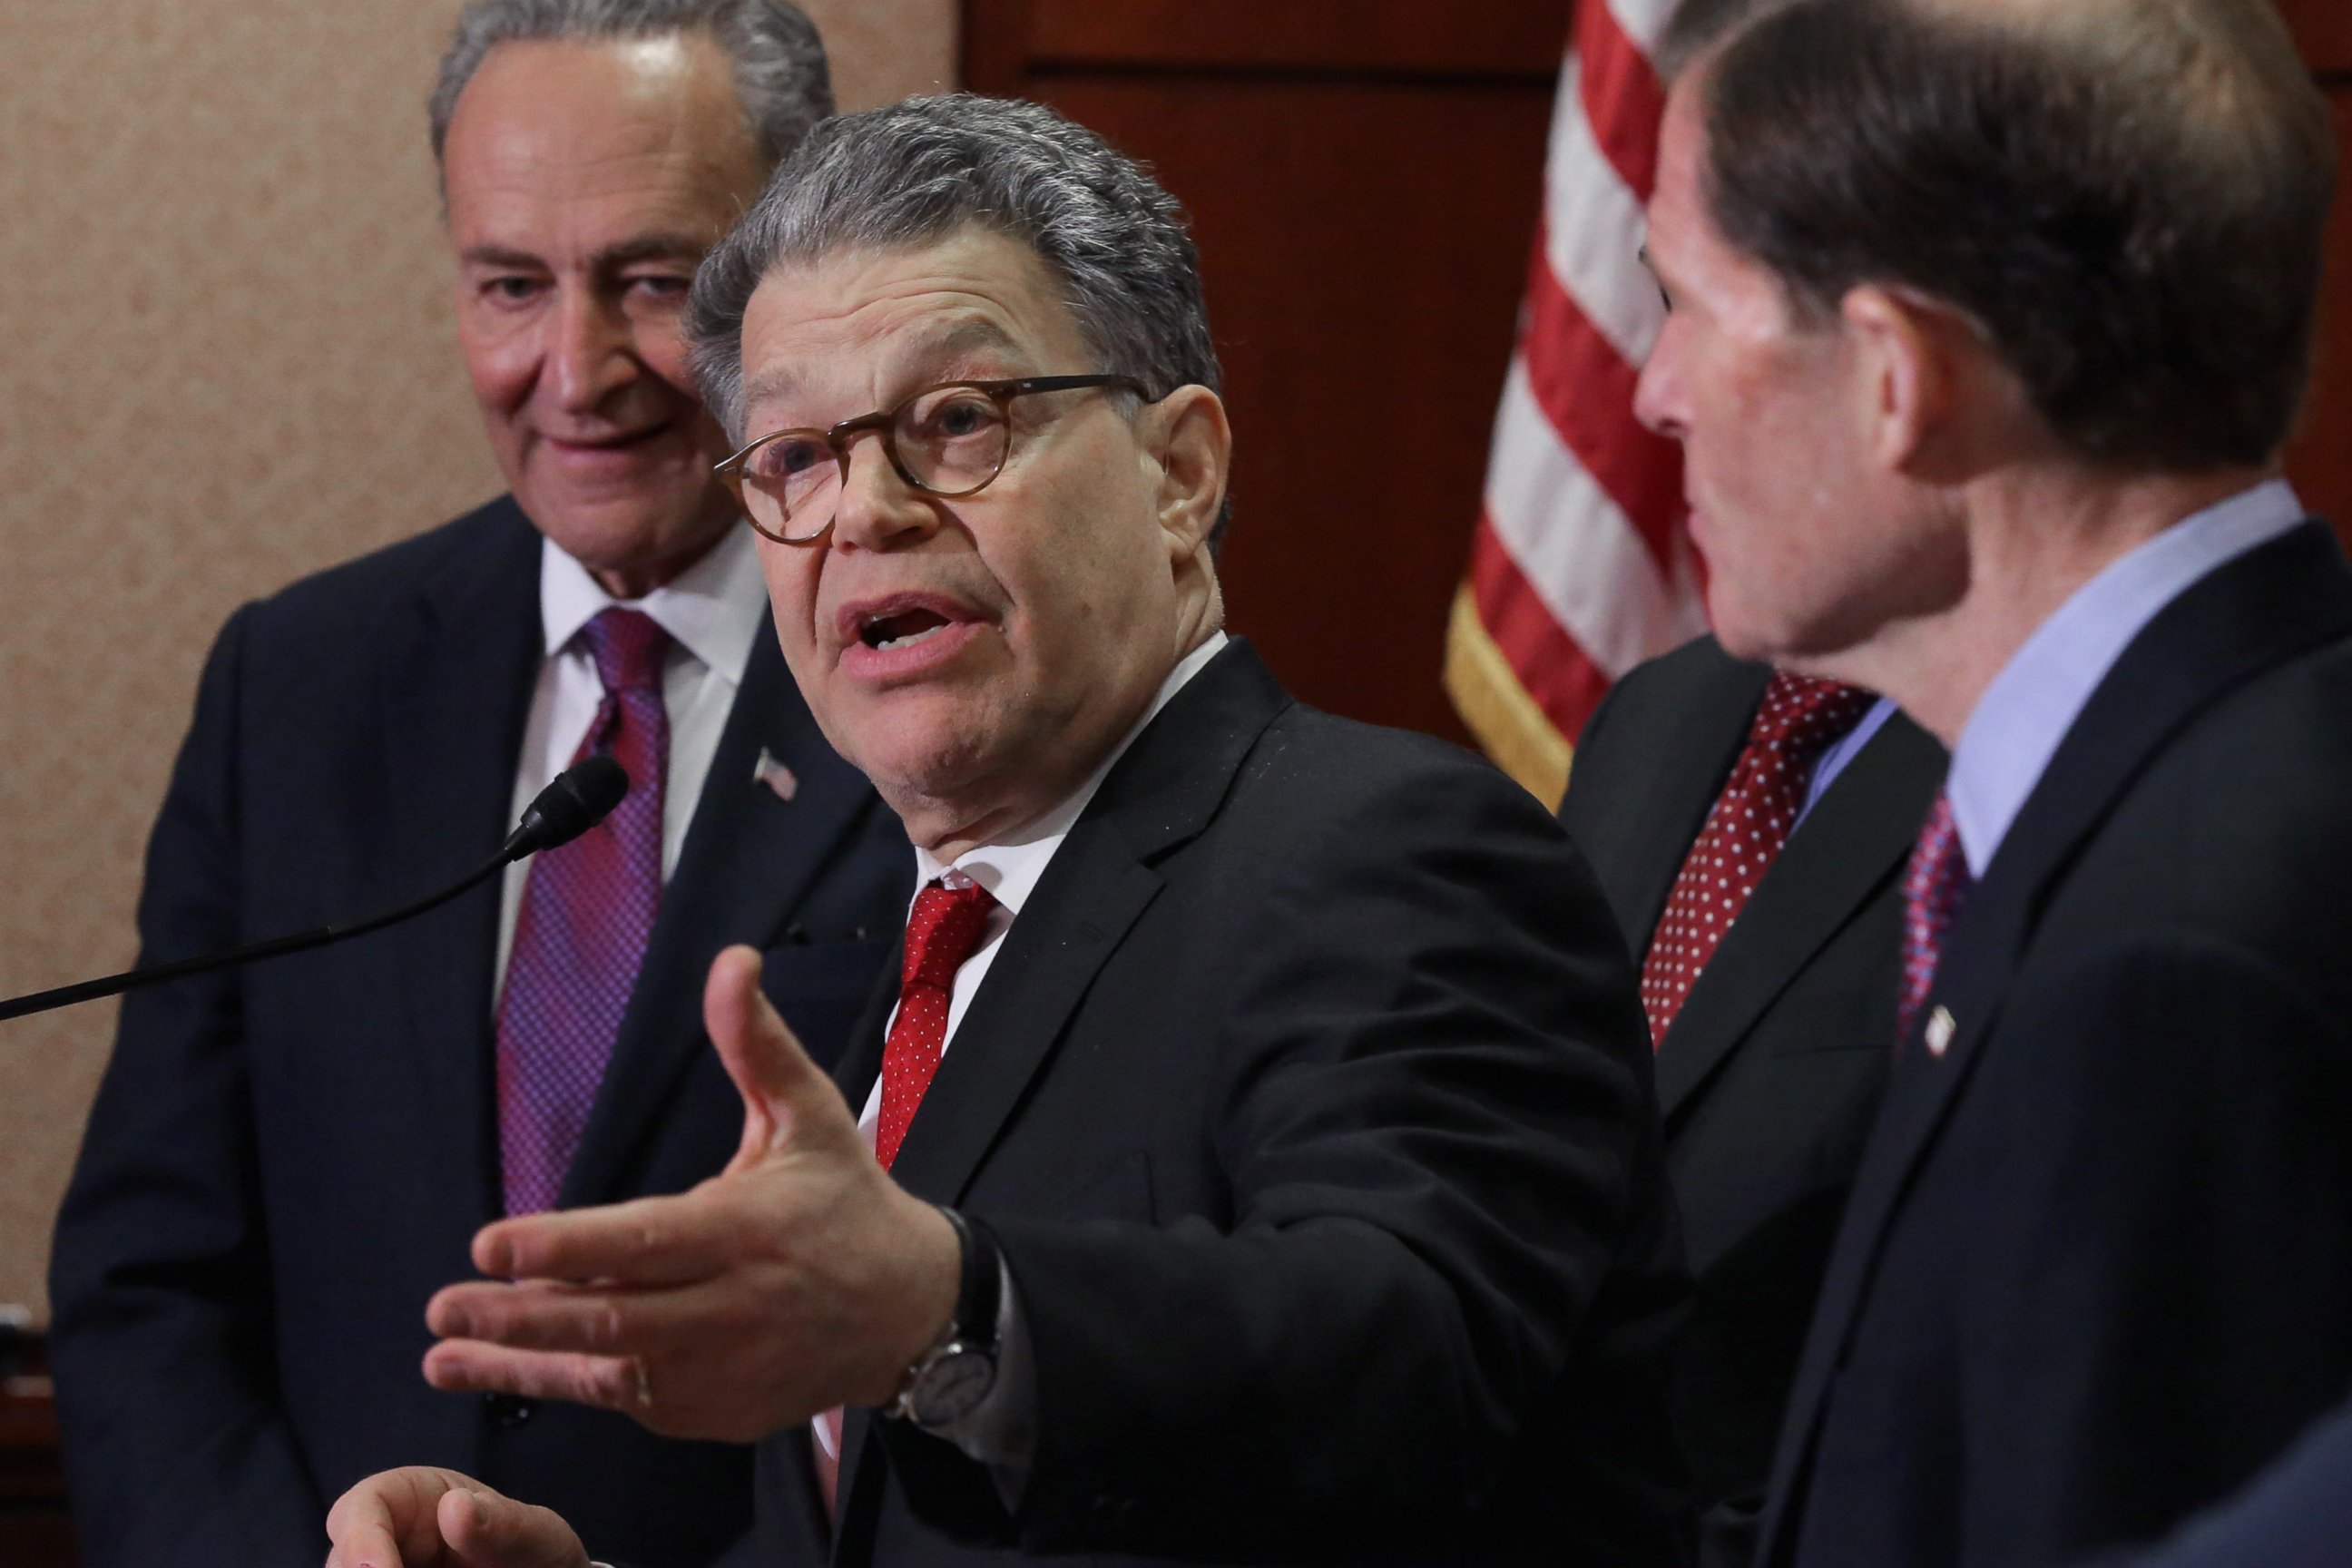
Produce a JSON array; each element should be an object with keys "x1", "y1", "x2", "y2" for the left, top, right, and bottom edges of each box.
[{"x1": 859, "y1": 607, "x2": 955, "y2": 652}]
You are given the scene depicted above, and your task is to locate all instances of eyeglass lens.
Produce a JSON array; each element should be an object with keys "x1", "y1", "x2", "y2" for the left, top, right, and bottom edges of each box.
[{"x1": 736, "y1": 385, "x2": 1014, "y2": 542}]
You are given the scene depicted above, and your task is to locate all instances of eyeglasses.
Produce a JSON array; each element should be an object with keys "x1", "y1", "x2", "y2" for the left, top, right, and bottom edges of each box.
[{"x1": 714, "y1": 374, "x2": 1151, "y2": 544}]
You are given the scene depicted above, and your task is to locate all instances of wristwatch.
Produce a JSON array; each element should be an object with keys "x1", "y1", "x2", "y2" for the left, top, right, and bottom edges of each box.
[{"x1": 886, "y1": 1206, "x2": 1003, "y2": 1429}]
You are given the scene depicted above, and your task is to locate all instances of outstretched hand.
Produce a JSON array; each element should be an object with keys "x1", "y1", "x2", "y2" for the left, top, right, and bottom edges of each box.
[
  {"x1": 420, "y1": 946, "x2": 959, "y2": 1442},
  {"x1": 324, "y1": 1468, "x2": 585, "y2": 1568}
]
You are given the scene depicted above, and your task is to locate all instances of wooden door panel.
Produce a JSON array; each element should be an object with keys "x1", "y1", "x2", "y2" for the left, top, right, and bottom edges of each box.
[
  {"x1": 2285, "y1": 90, "x2": 2352, "y2": 534},
  {"x1": 2279, "y1": 0, "x2": 2352, "y2": 75},
  {"x1": 1039, "y1": 75, "x2": 1551, "y2": 736},
  {"x1": 967, "y1": 0, "x2": 1564, "y2": 739},
  {"x1": 1016, "y1": 0, "x2": 1564, "y2": 76}
]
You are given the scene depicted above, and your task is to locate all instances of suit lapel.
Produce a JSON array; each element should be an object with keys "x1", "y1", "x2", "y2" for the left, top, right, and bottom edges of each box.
[
  {"x1": 1763, "y1": 522, "x2": 2352, "y2": 1555},
  {"x1": 563, "y1": 615, "x2": 891, "y2": 1208},
  {"x1": 1653, "y1": 715, "x2": 1945, "y2": 1117},
  {"x1": 883, "y1": 642, "x2": 1289, "y2": 1208},
  {"x1": 382, "y1": 500, "x2": 545, "y2": 1223}
]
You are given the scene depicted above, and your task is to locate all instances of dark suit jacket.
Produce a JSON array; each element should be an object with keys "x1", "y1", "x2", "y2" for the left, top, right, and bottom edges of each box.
[
  {"x1": 752, "y1": 641, "x2": 1691, "y2": 1567},
  {"x1": 1560, "y1": 637, "x2": 1945, "y2": 1566},
  {"x1": 1759, "y1": 522, "x2": 2352, "y2": 1568},
  {"x1": 2105, "y1": 1397, "x2": 2352, "y2": 1568},
  {"x1": 47, "y1": 497, "x2": 912, "y2": 1568}
]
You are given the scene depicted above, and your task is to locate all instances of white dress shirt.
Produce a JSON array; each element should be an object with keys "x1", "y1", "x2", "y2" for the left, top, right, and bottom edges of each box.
[{"x1": 494, "y1": 524, "x2": 770, "y2": 994}]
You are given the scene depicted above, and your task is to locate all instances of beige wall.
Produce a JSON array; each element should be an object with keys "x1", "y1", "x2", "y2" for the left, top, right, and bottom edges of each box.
[{"x1": 0, "y1": 0, "x2": 957, "y2": 1317}]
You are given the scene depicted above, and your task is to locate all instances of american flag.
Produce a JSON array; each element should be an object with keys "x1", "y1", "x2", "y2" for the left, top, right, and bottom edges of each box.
[{"x1": 1444, "y1": 0, "x2": 1706, "y2": 806}]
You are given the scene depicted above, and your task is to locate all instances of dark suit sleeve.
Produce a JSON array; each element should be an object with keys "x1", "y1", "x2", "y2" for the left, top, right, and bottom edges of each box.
[
  {"x1": 2082, "y1": 1400, "x2": 2352, "y2": 1568},
  {"x1": 1950, "y1": 936, "x2": 2352, "y2": 1559},
  {"x1": 916, "y1": 761, "x2": 1671, "y2": 1559},
  {"x1": 47, "y1": 604, "x2": 329, "y2": 1568}
]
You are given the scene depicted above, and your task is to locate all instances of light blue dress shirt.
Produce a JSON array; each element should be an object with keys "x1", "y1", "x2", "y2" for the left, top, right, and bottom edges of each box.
[{"x1": 1946, "y1": 478, "x2": 2308, "y2": 877}]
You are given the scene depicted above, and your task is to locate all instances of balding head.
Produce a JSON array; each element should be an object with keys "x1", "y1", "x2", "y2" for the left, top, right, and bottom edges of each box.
[{"x1": 1684, "y1": 0, "x2": 2331, "y2": 474}]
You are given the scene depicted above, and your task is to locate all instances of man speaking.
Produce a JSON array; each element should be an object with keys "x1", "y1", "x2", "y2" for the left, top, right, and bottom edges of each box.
[
  {"x1": 49, "y1": 5, "x2": 906, "y2": 1566},
  {"x1": 324, "y1": 94, "x2": 1690, "y2": 1568}
]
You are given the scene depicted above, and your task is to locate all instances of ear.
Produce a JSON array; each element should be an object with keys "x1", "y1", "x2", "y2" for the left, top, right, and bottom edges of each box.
[
  {"x1": 1840, "y1": 284, "x2": 1955, "y2": 477},
  {"x1": 1144, "y1": 386, "x2": 1232, "y2": 560}
]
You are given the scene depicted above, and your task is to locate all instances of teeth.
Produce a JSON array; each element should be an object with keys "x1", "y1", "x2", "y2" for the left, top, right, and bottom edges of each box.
[{"x1": 873, "y1": 622, "x2": 949, "y2": 652}]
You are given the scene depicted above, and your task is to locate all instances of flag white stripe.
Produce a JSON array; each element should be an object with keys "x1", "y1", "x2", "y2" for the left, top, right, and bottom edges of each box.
[
  {"x1": 1542, "y1": 72, "x2": 1664, "y2": 370},
  {"x1": 1483, "y1": 361, "x2": 1705, "y2": 678},
  {"x1": 1607, "y1": 0, "x2": 1681, "y2": 56}
]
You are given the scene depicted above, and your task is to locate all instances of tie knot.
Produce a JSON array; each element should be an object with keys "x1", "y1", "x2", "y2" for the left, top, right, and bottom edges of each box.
[
  {"x1": 903, "y1": 877, "x2": 998, "y2": 991},
  {"x1": 578, "y1": 607, "x2": 671, "y2": 695},
  {"x1": 1748, "y1": 671, "x2": 1875, "y2": 762}
]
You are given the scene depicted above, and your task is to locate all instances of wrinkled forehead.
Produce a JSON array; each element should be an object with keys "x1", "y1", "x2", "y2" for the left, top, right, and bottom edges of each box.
[{"x1": 736, "y1": 230, "x2": 1092, "y2": 424}]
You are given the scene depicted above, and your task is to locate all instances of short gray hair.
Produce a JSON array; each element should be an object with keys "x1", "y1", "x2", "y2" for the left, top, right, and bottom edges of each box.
[
  {"x1": 688, "y1": 93, "x2": 1230, "y2": 540},
  {"x1": 429, "y1": 0, "x2": 832, "y2": 171}
]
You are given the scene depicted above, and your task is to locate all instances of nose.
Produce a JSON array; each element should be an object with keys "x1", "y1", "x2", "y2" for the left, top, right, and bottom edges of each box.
[
  {"x1": 1632, "y1": 328, "x2": 1685, "y2": 441},
  {"x1": 826, "y1": 430, "x2": 942, "y2": 552},
  {"x1": 546, "y1": 288, "x2": 638, "y2": 416}
]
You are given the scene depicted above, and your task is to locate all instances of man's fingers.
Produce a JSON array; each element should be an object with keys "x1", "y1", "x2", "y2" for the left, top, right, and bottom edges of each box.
[
  {"x1": 424, "y1": 1338, "x2": 642, "y2": 1412},
  {"x1": 704, "y1": 944, "x2": 855, "y2": 1161},
  {"x1": 437, "y1": 1483, "x2": 589, "y2": 1568},
  {"x1": 471, "y1": 1192, "x2": 728, "y2": 1283},
  {"x1": 324, "y1": 1466, "x2": 483, "y2": 1568}
]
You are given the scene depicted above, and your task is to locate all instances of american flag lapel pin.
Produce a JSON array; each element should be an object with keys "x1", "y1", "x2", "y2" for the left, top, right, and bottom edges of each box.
[
  {"x1": 1925, "y1": 1005, "x2": 1957, "y2": 1059},
  {"x1": 753, "y1": 747, "x2": 798, "y2": 802}
]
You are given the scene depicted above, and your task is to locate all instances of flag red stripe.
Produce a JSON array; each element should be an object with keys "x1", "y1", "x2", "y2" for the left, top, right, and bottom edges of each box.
[
  {"x1": 1574, "y1": 2, "x2": 1669, "y2": 202},
  {"x1": 1469, "y1": 518, "x2": 1615, "y2": 740},
  {"x1": 1519, "y1": 231, "x2": 1685, "y2": 574}
]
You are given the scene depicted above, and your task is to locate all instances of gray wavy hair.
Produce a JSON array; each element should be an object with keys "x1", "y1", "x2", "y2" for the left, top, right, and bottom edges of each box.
[
  {"x1": 429, "y1": 0, "x2": 832, "y2": 170},
  {"x1": 688, "y1": 93, "x2": 1230, "y2": 544}
]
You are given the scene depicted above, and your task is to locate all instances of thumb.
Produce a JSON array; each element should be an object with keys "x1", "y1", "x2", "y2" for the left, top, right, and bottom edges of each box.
[
  {"x1": 437, "y1": 1485, "x2": 588, "y2": 1568},
  {"x1": 704, "y1": 944, "x2": 856, "y2": 1165}
]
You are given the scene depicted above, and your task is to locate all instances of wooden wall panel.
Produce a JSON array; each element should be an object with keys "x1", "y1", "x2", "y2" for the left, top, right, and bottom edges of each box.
[
  {"x1": 2279, "y1": 0, "x2": 2352, "y2": 76},
  {"x1": 2284, "y1": 91, "x2": 2352, "y2": 533},
  {"x1": 967, "y1": 0, "x2": 1563, "y2": 741}
]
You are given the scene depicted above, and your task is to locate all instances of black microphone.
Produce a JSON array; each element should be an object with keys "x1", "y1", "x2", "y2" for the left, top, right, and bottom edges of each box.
[{"x1": 0, "y1": 755, "x2": 632, "y2": 1024}]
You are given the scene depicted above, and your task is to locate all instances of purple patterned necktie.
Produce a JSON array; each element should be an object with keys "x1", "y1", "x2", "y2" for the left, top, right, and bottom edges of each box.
[
  {"x1": 1896, "y1": 789, "x2": 1973, "y2": 1045},
  {"x1": 495, "y1": 607, "x2": 671, "y2": 1216}
]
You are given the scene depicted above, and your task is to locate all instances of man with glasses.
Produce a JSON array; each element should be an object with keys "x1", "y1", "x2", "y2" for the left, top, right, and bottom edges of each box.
[
  {"x1": 322, "y1": 93, "x2": 1690, "y2": 1568},
  {"x1": 47, "y1": 6, "x2": 906, "y2": 1567}
]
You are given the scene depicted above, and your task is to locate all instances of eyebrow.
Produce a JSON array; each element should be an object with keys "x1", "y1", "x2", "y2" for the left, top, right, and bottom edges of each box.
[
  {"x1": 458, "y1": 232, "x2": 711, "y2": 271},
  {"x1": 739, "y1": 316, "x2": 1031, "y2": 420}
]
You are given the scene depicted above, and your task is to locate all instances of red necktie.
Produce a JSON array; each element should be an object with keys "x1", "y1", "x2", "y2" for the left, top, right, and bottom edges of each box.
[
  {"x1": 1641, "y1": 672, "x2": 1875, "y2": 1045},
  {"x1": 874, "y1": 877, "x2": 999, "y2": 1171},
  {"x1": 495, "y1": 607, "x2": 670, "y2": 1215},
  {"x1": 1896, "y1": 790, "x2": 1972, "y2": 1044},
  {"x1": 816, "y1": 875, "x2": 999, "y2": 1512}
]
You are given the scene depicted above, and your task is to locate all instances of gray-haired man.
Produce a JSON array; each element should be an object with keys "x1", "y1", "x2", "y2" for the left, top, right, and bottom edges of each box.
[
  {"x1": 325, "y1": 93, "x2": 1691, "y2": 1568},
  {"x1": 47, "y1": 6, "x2": 909, "y2": 1567}
]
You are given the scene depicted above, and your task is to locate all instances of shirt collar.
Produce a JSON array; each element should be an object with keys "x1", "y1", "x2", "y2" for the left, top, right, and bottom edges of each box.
[
  {"x1": 1946, "y1": 477, "x2": 2306, "y2": 877},
  {"x1": 913, "y1": 630, "x2": 1232, "y2": 916},
  {"x1": 537, "y1": 521, "x2": 768, "y2": 682}
]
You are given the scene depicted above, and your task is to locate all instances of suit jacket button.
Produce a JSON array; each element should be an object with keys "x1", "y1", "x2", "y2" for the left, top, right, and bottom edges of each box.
[{"x1": 483, "y1": 1393, "x2": 536, "y2": 1428}]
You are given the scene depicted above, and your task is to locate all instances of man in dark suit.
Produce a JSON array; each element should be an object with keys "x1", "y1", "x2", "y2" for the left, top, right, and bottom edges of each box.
[
  {"x1": 46, "y1": 6, "x2": 907, "y2": 1567},
  {"x1": 1631, "y1": 1, "x2": 2352, "y2": 1564},
  {"x1": 323, "y1": 93, "x2": 1691, "y2": 1568},
  {"x1": 1562, "y1": 637, "x2": 1942, "y2": 1567}
]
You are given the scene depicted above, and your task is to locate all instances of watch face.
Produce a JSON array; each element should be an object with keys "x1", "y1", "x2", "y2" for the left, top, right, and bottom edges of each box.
[{"x1": 911, "y1": 1345, "x2": 998, "y2": 1426}]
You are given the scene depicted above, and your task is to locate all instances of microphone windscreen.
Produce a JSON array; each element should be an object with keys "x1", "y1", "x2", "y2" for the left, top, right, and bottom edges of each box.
[{"x1": 511, "y1": 754, "x2": 630, "y2": 858}]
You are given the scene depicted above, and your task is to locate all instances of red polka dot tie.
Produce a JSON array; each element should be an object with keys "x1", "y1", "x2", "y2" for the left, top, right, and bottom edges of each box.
[
  {"x1": 1896, "y1": 789, "x2": 1972, "y2": 1044},
  {"x1": 1640, "y1": 671, "x2": 1876, "y2": 1046},
  {"x1": 874, "y1": 877, "x2": 999, "y2": 1171}
]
